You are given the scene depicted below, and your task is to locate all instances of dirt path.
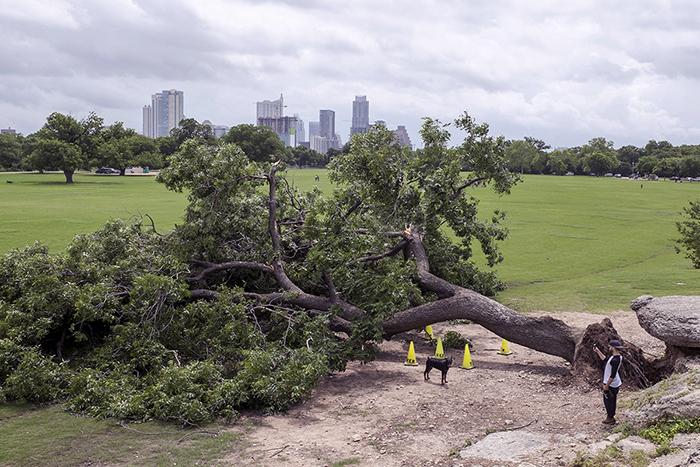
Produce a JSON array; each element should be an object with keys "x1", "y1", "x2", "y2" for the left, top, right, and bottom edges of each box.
[{"x1": 229, "y1": 311, "x2": 665, "y2": 467}]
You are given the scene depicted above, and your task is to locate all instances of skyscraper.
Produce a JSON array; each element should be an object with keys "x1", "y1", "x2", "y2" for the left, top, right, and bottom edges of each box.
[
  {"x1": 319, "y1": 110, "x2": 335, "y2": 138},
  {"x1": 395, "y1": 125, "x2": 413, "y2": 149},
  {"x1": 143, "y1": 89, "x2": 184, "y2": 139},
  {"x1": 256, "y1": 94, "x2": 284, "y2": 121},
  {"x1": 350, "y1": 95, "x2": 369, "y2": 135}
]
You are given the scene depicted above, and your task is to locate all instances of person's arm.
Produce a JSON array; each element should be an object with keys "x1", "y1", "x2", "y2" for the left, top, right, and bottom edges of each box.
[{"x1": 593, "y1": 345, "x2": 606, "y2": 361}]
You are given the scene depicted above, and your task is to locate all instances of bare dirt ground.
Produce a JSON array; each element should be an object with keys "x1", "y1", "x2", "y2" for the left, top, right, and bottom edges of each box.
[{"x1": 229, "y1": 310, "x2": 666, "y2": 467}]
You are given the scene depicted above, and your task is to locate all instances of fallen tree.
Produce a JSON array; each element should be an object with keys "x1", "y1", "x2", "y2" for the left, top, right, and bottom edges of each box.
[{"x1": 0, "y1": 113, "x2": 655, "y2": 423}]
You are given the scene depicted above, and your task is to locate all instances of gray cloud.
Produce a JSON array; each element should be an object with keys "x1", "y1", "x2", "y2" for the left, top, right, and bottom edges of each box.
[{"x1": 1, "y1": 0, "x2": 699, "y2": 148}]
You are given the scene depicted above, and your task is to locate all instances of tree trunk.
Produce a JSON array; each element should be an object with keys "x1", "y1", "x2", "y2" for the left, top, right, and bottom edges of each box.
[
  {"x1": 64, "y1": 170, "x2": 74, "y2": 183},
  {"x1": 381, "y1": 290, "x2": 582, "y2": 362}
]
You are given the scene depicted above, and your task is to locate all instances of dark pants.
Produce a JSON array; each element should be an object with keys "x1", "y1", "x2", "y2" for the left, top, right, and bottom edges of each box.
[{"x1": 603, "y1": 386, "x2": 620, "y2": 418}]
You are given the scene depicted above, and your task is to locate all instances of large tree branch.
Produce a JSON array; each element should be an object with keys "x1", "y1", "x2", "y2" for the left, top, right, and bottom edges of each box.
[
  {"x1": 186, "y1": 260, "x2": 273, "y2": 283},
  {"x1": 381, "y1": 290, "x2": 581, "y2": 362}
]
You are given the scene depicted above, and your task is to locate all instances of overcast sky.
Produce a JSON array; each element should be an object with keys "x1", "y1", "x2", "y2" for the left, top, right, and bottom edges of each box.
[{"x1": 2, "y1": 0, "x2": 699, "y2": 149}]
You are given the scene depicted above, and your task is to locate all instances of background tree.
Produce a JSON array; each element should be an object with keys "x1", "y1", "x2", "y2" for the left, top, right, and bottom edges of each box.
[
  {"x1": 97, "y1": 122, "x2": 136, "y2": 174},
  {"x1": 654, "y1": 157, "x2": 681, "y2": 178},
  {"x1": 504, "y1": 140, "x2": 537, "y2": 173},
  {"x1": 617, "y1": 145, "x2": 645, "y2": 174},
  {"x1": 169, "y1": 118, "x2": 216, "y2": 147},
  {"x1": 289, "y1": 145, "x2": 329, "y2": 167},
  {"x1": 0, "y1": 132, "x2": 23, "y2": 171},
  {"x1": 676, "y1": 200, "x2": 700, "y2": 268},
  {"x1": 27, "y1": 112, "x2": 104, "y2": 183},
  {"x1": 220, "y1": 124, "x2": 286, "y2": 163}
]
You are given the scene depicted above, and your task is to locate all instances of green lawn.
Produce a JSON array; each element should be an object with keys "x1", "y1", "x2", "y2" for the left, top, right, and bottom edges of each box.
[
  {"x1": 0, "y1": 172, "x2": 188, "y2": 254},
  {"x1": 472, "y1": 174, "x2": 700, "y2": 312}
]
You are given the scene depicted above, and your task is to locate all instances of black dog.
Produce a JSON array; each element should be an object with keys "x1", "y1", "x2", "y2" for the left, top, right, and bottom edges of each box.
[
  {"x1": 6, "y1": 180, "x2": 12, "y2": 184},
  {"x1": 424, "y1": 356, "x2": 452, "y2": 384}
]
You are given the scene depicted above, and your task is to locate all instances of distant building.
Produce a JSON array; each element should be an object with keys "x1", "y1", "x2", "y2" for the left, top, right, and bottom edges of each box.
[
  {"x1": 394, "y1": 125, "x2": 413, "y2": 149},
  {"x1": 202, "y1": 120, "x2": 230, "y2": 138},
  {"x1": 258, "y1": 115, "x2": 300, "y2": 147},
  {"x1": 293, "y1": 113, "x2": 305, "y2": 143},
  {"x1": 143, "y1": 89, "x2": 184, "y2": 138},
  {"x1": 350, "y1": 95, "x2": 370, "y2": 136},
  {"x1": 0, "y1": 128, "x2": 16, "y2": 134},
  {"x1": 254, "y1": 95, "x2": 305, "y2": 147},
  {"x1": 310, "y1": 110, "x2": 342, "y2": 153},
  {"x1": 319, "y1": 110, "x2": 335, "y2": 138},
  {"x1": 256, "y1": 94, "x2": 284, "y2": 120},
  {"x1": 308, "y1": 121, "x2": 320, "y2": 139}
]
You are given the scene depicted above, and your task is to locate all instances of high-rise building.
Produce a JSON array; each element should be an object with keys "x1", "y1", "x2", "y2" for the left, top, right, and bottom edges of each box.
[
  {"x1": 319, "y1": 110, "x2": 335, "y2": 138},
  {"x1": 308, "y1": 121, "x2": 320, "y2": 139},
  {"x1": 143, "y1": 89, "x2": 184, "y2": 139},
  {"x1": 395, "y1": 125, "x2": 413, "y2": 149},
  {"x1": 257, "y1": 115, "x2": 300, "y2": 147},
  {"x1": 350, "y1": 95, "x2": 369, "y2": 136},
  {"x1": 293, "y1": 113, "x2": 305, "y2": 143},
  {"x1": 256, "y1": 94, "x2": 284, "y2": 121}
]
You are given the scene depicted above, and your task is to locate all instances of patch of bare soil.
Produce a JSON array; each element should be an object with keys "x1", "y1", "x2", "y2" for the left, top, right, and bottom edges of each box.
[{"x1": 228, "y1": 311, "x2": 666, "y2": 467}]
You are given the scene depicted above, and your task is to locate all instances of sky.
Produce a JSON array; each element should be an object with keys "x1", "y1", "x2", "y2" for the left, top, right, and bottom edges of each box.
[{"x1": 2, "y1": 0, "x2": 700, "y2": 149}]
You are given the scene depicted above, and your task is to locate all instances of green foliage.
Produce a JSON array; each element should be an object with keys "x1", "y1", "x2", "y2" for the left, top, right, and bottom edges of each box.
[
  {"x1": 441, "y1": 330, "x2": 471, "y2": 350},
  {"x1": 28, "y1": 112, "x2": 104, "y2": 182},
  {"x1": 221, "y1": 124, "x2": 286, "y2": 163},
  {"x1": 638, "y1": 416, "x2": 700, "y2": 446},
  {"x1": 675, "y1": 200, "x2": 700, "y2": 268}
]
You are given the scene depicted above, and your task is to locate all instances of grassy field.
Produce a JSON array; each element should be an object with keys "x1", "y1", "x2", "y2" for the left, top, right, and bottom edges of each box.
[
  {"x1": 471, "y1": 174, "x2": 700, "y2": 312},
  {"x1": 0, "y1": 172, "x2": 188, "y2": 254}
]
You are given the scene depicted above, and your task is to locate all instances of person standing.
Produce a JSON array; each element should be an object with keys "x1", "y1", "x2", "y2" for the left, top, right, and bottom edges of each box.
[{"x1": 594, "y1": 340, "x2": 623, "y2": 424}]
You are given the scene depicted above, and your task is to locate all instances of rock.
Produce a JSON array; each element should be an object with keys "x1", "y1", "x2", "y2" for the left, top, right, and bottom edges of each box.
[
  {"x1": 630, "y1": 296, "x2": 700, "y2": 347},
  {"x1": 586, "y1": 440, "x2": 612, "y2": 456},
  {"x1": 459, "y1": 431, "x2": 551, "y2": 462},
  {"x1": 616, "y1": 435, "x2": 657, "y2": 455},
  {"x1": 626, "y1": 370, "x2": 700, "y2": 429}
]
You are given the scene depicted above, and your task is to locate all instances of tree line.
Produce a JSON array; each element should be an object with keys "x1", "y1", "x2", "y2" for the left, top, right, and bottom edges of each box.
[
  {"x1": 6, "y1": 111, "x2": 700, "y2": 181},
  {"x1": 505, "y1": 136, "x2": 700, "y2": 178},
  {"x1": 0, "y1": 113, "x2": 333, "y2": 182}
]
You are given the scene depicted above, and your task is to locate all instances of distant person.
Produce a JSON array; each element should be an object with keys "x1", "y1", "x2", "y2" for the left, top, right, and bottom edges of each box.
[
  {"x1": 594, "y1": 340, "x2": 623, "y2": 425},
  {"x1": 641, "y1": 184, "x2": 643, "y2": 189}
]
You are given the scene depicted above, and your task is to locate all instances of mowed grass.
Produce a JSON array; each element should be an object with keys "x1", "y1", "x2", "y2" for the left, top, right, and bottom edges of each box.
[
  {"x1": 0, "y1": 404, "x2": 247, "y2": 466},
  {"x1": 0, "y1": 172, "x2": 188, "y2": 254},
  {"x1": 471, "y1": 174, "x2": 700, "y2": 312}
]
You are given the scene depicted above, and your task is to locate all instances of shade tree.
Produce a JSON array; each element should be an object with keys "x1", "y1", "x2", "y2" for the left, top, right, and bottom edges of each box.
[{"x1": 27, "y1": 112, "x2": 104, "y2": 183}]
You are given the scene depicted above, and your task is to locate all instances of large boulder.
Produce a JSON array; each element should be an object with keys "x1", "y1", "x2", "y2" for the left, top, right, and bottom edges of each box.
[
  {"x1": 630, "y1": 296, "x2": 700, "y2": 348},
  {"x1": 625, "y1": 370, "x2": 700, "y2": 429}
]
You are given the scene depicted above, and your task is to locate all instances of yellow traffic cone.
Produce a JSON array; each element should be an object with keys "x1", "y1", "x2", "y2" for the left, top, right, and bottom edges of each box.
[
  {"x1": 498, "y1": 338, "x2": 513, "y2": 355},
  {"x1": 424, "y1": 325, "x2": 434, "y2": 340},
  {"x1": 404, "y1": 341, "x2": 418, "y2": 366},
  {"x1": 434, "y1": 337, "x2": 445, "y2": 359},
  {"x1": 460, "y1": 343, "x2": 474, "y2": 369}
]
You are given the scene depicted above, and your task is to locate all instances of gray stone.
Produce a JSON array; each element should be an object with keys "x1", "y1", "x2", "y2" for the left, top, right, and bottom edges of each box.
[
  {"x1": 586, "y1": 440, "x2": 612, "y2": 456},
  {"x1": 630, "y1": 296, "x2": 700, "y2": 347},
  {"x1": 459, "y1": 431, "x2": 551, "y2": 462},
  {"x1": 625, "y1": 370, "x2": 700, "y2": 429},
  {"x1": 616, "y1": 435, "x2": 657, "y2": 455}
]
